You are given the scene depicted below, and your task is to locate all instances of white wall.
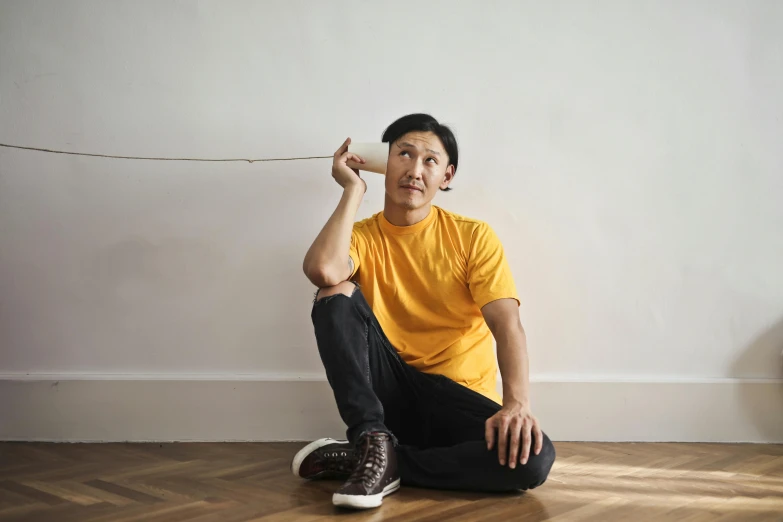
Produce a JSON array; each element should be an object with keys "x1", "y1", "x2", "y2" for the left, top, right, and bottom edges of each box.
[{"x1": 1, "y1": 0, "x2": 782, "y2": 442}]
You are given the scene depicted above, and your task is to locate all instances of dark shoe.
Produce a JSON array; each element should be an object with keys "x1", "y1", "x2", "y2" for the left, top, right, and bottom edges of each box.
[
  {"x1": 291, "y1": 438, "x2": 356, "y2": 480},
  {"x1": 332, "y1": 432, "x2": 400, "y2": 509}
]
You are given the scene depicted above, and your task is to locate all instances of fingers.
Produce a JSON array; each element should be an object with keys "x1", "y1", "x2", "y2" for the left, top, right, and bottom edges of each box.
[
  {"x1": 497, "y1": 417, "x2": 510, "y2": 466},
  {"x1": 343, "y1": 153, "x2": 365, "y2": 165},
  {"x1": 520, "y1": 420, "x2": 532, "y2": 466},
  {"x1": 485, "y1": 419, "x2": 495, "y2": 450},
  {"x1": 334, "y1": 139, "x2": 366, "y2": 166},
  {"x1": 534, "y1": 420, "x2": 544, "y2": 456},
  {"x1": 344, "y1": 154, "x2": 364, "y2": 176},
  {"x1": 335, "y1": 137, "x2": 351, "y2": 157},
  {"x1": 336, "y1": 151, "x2": 365, "y2": 169},
  {"x1": 508, "y1": 419, "x2": 521, "y2": 469},
  {"x1": 489, "y1": 410, "x2": 544, "y2": 468}
]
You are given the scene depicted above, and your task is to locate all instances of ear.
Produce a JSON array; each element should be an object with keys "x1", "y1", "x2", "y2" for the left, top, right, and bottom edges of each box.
[{"x1": 440, "y1": 164, "x2": 456, "y2": 190}]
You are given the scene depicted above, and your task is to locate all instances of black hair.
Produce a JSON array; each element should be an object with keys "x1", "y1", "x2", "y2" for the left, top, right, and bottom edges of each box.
[{"x1": 381, "y1": 113, "x2": 458, "y2": 191}]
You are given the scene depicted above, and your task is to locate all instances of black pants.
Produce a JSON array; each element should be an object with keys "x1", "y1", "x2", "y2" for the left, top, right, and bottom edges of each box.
[{"x1": 311, "y1": 284, "x2": 556, "y2": 493}]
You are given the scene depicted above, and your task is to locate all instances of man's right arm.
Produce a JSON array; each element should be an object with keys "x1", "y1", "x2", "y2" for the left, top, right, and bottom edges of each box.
[{"x1": 302, "y1": 138, "x2": 366, "y2": 288}]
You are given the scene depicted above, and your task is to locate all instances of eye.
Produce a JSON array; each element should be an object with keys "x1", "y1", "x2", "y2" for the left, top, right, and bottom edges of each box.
[
  {"x1": 426, "y1": 157, "x2": 437, "y2": 164},
  {"x1": 399, "y1": 150, "x2": 410, "y2": 157}
]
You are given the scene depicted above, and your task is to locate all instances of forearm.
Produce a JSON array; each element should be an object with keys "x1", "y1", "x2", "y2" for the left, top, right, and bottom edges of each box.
[
  {"x1": 495, "y1": 322, "x2": 531, "y2": 406},
  {"x1": 303, "y1": 185, "x2": 364, "y2": 287}
]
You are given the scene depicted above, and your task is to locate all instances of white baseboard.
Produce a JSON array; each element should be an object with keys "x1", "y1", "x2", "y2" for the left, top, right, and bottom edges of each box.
[{"x1": 1, "y1": 374, "x2": 781, "y2": 443}]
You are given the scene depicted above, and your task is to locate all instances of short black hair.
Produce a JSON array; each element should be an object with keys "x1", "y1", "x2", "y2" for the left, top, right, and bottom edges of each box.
[{"x1": 381, "y1": 113, "x2": 458, "y2": 191}]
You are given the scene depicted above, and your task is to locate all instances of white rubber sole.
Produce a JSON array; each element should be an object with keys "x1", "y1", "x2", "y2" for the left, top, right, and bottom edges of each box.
[
  {"x1": 332, "y1": 478, "x2": 401, "y2": 509},
  {"x1": 290, "y1": 438, "x2": 347, "y2": 478}
]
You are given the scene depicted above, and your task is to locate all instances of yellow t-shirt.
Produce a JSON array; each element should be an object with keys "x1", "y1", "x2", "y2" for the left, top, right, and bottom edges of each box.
[{"x1": 348, "y1": 205, "x2": 519, "y2": 404}]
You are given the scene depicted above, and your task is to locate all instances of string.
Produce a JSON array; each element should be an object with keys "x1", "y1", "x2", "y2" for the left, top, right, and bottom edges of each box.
[{"x1": 0, "y1": 142, "x2": 332, "y2": 163}]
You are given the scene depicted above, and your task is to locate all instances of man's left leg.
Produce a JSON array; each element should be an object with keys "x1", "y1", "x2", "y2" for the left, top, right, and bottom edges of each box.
[{"x1": 395, "y1": 374, "x2": 556, "y2": 493}]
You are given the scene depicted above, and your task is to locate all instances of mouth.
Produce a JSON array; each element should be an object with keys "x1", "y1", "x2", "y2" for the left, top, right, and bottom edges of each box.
[{"x1": 400, "y1": 185, "x2": 423, "y2": 192}]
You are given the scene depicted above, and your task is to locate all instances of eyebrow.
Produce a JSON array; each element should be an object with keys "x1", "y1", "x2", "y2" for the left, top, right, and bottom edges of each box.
[{"x1": 399, "y1": 141, "x2": 441, "y2": 156}]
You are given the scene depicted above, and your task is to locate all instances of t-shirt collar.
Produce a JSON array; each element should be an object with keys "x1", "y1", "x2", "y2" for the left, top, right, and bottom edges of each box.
[{"x1": 380, "y1": 206, "x2": 437, "y2": 235}]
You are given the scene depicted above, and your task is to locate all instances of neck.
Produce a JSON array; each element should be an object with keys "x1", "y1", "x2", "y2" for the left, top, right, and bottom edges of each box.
[{"x1": 383, "y1": 198, "x2": 432, "y2": 227}]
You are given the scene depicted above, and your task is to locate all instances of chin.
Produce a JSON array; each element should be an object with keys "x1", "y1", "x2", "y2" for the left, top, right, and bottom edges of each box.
[{"x1": 391, "y1": 196, "x2": 420, "y2": 211}]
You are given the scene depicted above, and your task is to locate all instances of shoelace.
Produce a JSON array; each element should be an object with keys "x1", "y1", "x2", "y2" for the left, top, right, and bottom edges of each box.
[{"x1": 346, "y1": 434, "x2": 388, "y2": 488}]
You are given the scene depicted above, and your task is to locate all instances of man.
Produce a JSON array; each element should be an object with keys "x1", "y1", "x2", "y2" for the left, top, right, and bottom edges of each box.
[{"x1": 293, "y1": 114, "x2": 555, "y2": 510}]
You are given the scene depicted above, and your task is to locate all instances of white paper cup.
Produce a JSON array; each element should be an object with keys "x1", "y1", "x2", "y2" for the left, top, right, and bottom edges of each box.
[{"x1": 347, "y1": 142, "x2": 388, "y2": 175}]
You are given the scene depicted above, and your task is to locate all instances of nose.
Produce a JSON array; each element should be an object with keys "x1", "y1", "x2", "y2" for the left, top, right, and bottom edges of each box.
[{"x1": 407, "y1": 158, "x2": 425, "y2": 180}]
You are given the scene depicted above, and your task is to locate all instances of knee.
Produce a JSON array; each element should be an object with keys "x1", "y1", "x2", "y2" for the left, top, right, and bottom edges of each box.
[
  {"x1": 314, "y1": 280, "x2": 357, "y2": 302},
  {"x1": 492, "y1": 433, "x2": 556, "y2": 493},
  {"x1": 517, "y1": 433, "x2": 556, "y2": 490}
]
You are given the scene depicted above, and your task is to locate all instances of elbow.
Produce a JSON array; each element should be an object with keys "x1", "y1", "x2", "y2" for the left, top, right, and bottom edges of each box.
[{"x1": 303, "y1": 262, "x2": 345, "y2": 289}]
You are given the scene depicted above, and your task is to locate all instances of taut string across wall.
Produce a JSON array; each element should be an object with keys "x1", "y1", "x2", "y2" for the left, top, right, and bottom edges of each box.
[{"x1": 0, "y1": 142, "x2": 332, "y2": 163}]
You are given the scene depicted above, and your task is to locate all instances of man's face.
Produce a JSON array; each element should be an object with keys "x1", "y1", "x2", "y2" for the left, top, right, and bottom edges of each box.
[{"x1": 384, "y1": 131, "x2": 455, "y2": 211}]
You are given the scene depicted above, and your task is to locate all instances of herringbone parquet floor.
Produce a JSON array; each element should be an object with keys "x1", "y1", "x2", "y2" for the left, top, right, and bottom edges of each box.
[{"x1": 0, "y1": 441, "x2": 781, "y2": 521}]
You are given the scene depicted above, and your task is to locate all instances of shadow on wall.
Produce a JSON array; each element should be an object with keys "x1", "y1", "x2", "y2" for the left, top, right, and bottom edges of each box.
[{"x1": 731, "y1": 318, "x2": 783, "y2": 442}]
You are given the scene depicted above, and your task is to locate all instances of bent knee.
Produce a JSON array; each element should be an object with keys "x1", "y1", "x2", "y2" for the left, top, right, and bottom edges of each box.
[
  {"x1": 492, "y1": 434, "x2": 556, "y2": 493},
  {"x1": 314, "y1": 281, "x2": 357, "y2": 302},
  {"x1": 518, "y1": 434, "x2": 556, "y2": 490}
]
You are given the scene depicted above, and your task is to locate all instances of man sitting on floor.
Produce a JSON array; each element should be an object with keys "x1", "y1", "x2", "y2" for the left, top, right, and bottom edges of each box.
[{"x1": 292, "y1": 113, "x2": 556, "y2": 510}]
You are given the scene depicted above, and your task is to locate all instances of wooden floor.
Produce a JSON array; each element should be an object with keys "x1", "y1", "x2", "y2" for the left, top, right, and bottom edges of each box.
[{"x1": 1, "y1": 442, "x2": 782, "y2": 521}]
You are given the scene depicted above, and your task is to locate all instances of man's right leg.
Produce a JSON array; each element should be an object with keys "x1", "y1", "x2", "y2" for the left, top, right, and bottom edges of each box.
[
  {"x1": 298, "y1": 281, "x2": 404, "y2": 509},
  {"x1": 310, "y1": 281, "x2": 398, "y2": 443}
]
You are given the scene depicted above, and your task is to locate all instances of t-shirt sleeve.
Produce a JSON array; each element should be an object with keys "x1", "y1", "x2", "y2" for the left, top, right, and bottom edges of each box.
[
  {"x1": 348, "y1": 224, "x2": 367, "y2": 279},
  {"x1": 467, "y1": 223, "x2": 520, "y2": 309}
]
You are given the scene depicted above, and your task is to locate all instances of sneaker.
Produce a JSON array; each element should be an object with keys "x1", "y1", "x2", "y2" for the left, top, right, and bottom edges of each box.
[
  {"x1": 332, "y1": 432, "x2": 400, "y2": 509},
  {"x1": 291, "y1": 438, "x2": 356, "y2": 480}
]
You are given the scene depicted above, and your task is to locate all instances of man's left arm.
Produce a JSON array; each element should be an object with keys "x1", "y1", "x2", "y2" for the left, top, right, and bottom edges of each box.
[{"x1": 481, "y1": 298, "x2": 543, "y2": 469}]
